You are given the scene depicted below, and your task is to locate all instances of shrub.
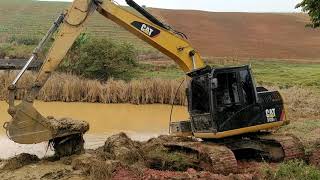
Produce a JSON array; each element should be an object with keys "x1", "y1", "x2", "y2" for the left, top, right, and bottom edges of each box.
[{"x1": 60, "y1": 36, "x2": 138, "y2": 81}]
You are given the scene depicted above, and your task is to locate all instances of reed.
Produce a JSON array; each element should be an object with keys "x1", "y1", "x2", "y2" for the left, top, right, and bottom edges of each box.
[
  {"x1": 0, "y1": 72, "x2": 186, "y2": 105},
  {"x1": 0, "y1": 72, "x2": 319, "y2": 121}
]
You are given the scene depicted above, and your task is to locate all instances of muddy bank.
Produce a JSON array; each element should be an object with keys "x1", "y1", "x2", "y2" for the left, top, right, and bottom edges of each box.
[
  {"x1": 0, "y1": 133, "x2": 257, "y2": 180},
  {"x1": 1, "y1": 132, "x2": 320, "y2": 180}
]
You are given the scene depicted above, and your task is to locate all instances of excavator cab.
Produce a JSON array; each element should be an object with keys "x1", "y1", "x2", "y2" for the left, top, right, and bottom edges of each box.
[{"x1": 171, "y1": 65, "x2": 288, "y2": 138}]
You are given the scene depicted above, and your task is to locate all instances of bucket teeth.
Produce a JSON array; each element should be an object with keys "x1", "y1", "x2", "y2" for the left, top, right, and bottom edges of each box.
[{"x1": 5, "y1": 102, "x2": 53, "y2": 144}]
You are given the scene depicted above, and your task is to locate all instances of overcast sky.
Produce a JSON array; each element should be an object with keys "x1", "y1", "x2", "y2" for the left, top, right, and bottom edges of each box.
[{"x1": 40, "y1": 0, "x2": 302, "y2": 13}]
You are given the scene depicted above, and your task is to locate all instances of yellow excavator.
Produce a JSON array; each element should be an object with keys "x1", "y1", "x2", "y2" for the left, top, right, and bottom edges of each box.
[{"x1": 4, "y1": 0, "x2": 304, "y2": 171}]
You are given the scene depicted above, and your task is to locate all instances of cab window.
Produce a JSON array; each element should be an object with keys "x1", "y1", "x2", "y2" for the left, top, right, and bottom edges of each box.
[{"x1": 216, "y1": 72, "x2": 240, "y2": 107}]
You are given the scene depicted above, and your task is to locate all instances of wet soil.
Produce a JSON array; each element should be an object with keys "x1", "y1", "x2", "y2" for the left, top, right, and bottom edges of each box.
[
  {"x1": 308, "y1": 141, "x2": 320, "y2": 168},
  {"x1": 0, "y1": 133, "x2": 319, "y2": 180}
]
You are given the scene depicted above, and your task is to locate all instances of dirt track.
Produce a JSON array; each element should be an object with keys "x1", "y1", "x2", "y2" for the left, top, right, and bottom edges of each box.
[{"x1": 152, "y1": 9, "x2": 320, "y2": 61}]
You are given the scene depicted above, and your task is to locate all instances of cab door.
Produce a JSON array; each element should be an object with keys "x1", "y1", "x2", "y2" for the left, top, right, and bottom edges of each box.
[
  {"x1": 215, "y1": 68, "x2": 259, "y2": 132},
  {"x1": 188, "y1": 73, "x2": 217, "y2": 133}
]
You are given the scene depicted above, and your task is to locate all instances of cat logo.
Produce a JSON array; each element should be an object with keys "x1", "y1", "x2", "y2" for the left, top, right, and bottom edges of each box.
[
  {"x1": 265, "y1": 108, "x2": 276, "y2": 122},
  {"x1": 141, "y1": 24, "x2": 154, "y2": 36},
  {"x1": 131, "y1": 21, "x2": 160, "y2": 38}
]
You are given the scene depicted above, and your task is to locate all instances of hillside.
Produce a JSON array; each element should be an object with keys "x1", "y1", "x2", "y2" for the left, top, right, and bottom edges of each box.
[
  {"x1": 155, "y1": 10, "x2": 320, "y2": 59},
  {"x1": 0, "y1": 0, "x2": 319, "y2": 61},
  {"x1": 153, "y1": 9, "x2": 320, "y2": 60}
]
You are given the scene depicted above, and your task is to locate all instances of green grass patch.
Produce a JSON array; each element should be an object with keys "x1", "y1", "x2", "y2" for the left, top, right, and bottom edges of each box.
[
  {"x1": 0, "y1": 43, "x2": 34, "y2": 59},
  {"x1": 136, "y1": 61, "x2": 320, "y2": 89},
  {"x1": 250, "y1": 61, "x2": 320, "y2": 88},
  {"x1": 0, "y1": 0, "x2": 154, "y2": 50},
  {"x1": 262, "y1": 160, "x2": 320, "y2": 180},
  {"x1": 135, "y1": 63, "x2": 184, "y2": 79}
]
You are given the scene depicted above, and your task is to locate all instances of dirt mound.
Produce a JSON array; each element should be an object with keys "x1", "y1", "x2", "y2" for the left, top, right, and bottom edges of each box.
[
  {"x1": 43, "y1": 117, "x2": 90, "y2": 158},
  {"x1": 71, "y1": 153, "x2": 123, "y2": 179},
  {"x1": 0, "y1": 153, "x2": 39, "y2": 171},
  {"x1": 1, "y1": 132, "x2": 316, "y2": 179},
  {"x1": 100, "y1": 132, "x2": 144, "y2": 165},
  {"x1": 48, "y1": 117, "x2": 89, "y2": 137}
]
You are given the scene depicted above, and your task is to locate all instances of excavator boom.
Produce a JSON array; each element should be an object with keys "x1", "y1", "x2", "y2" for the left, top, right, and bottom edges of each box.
[{"x1": 5, "y1": 0, "x2": 206, "y2": 145}]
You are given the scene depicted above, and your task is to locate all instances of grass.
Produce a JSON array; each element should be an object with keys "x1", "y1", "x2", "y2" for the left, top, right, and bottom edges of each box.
[
  {"x1": 277, "y1": 120, "x2": 320, "y2": 153},
  {"x1": 251, "y1": 61, "x2": 320, "y2": 88},
  {"x1": 0, "y1": 0, "x2": 153, "y2": 50},
  {"x1": 137, "y1": 60, "x2": 320, "y2": 89},
  {"x1": 135, "y1": 63, "x2": 184, "y2": 79},
  {"x1": 0, "y1": 43, "x2": 34, "y2": 59},
  {"x1": 262, "y1": 160, "x2": 320, "y2": 180}
]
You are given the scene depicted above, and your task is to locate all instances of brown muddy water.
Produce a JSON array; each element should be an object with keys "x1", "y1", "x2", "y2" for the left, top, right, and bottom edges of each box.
[{"x1": 0, "y1": 101, "x2": 188, "y2": 158}]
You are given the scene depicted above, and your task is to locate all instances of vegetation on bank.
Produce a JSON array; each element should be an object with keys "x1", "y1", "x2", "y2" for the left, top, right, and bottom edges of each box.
[
  {"x1": 0, "y1": 72, "x2": 319, "y2": 121},
  {"x1": 60, "y1": 34, "x2": 138, "y2": 80},
  {"x1": 0, "y1": 43, "x2": 34, "y2": 59},
  {"x1": 0, "y1": 72, "x2": 186, "y2": 105},
  {"x1": 262, "y1": 160, "x2": 320, "y2": 180}
]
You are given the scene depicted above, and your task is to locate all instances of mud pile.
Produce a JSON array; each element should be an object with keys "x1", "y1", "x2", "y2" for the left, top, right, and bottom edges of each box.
[
  {"x1": 101, "y1": 132, "x2": 144, "y2": 164},
  {"x1": 0, "y1": 153, "x2": 39, "y2": 171},
  {"x1": 47, "y1": 117, "x2": 89, "y2": 157},
  {"x1": 47, "y1": 117, "x2": 89, "y2": 138},
  {"x1": 1, "y1": 133, "x2": 319, "y2": 179}
]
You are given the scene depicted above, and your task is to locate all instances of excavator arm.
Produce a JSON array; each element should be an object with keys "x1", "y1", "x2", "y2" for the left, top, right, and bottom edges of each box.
[{"x1": 5, "y1": 0, "x2": 206, "y2": 144}]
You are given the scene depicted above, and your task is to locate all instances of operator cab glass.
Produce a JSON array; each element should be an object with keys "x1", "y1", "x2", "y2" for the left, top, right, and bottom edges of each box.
[{"x1": 188, "y1": 65, "x2": 260, "y2": 133}]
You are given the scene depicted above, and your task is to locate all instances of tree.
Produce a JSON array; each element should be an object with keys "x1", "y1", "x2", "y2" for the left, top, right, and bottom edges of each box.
[{"x1": 296, "y1": 0, "x2": 320, "y2": 28}]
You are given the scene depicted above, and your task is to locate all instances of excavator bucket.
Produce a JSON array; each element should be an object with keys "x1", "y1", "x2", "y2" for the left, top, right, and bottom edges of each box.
[{"x1": 4, "y1": 102, "x2": 89, "y2": 144}]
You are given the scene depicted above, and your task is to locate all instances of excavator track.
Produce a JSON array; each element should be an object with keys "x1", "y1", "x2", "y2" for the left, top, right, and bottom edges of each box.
[
  {"x1": 164, "y1": 142, "x2": 237, "y2": 175},
  {"x1": 257, "y1": 134, "x2": 305, "y2": 161},
  {"x1": 163, "y1": 134, "x2": 304, "y2": 174}
]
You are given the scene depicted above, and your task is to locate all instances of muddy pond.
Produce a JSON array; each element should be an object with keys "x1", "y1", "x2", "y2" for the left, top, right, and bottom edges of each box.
[{"x1": 0, "y1": 101, "x2": 188, "y2": 158}]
